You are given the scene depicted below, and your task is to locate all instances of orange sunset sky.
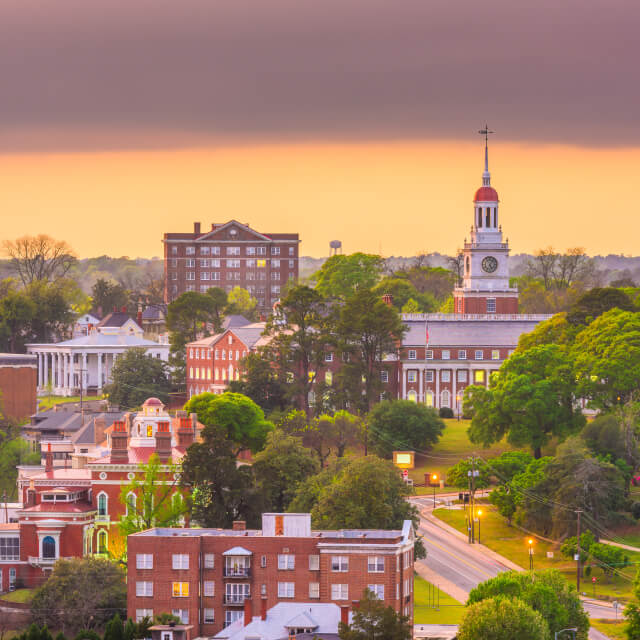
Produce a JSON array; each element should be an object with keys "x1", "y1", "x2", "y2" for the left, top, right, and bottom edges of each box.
[{"x1": 1, "y1": 141, "x2": 638, "y2": 259}]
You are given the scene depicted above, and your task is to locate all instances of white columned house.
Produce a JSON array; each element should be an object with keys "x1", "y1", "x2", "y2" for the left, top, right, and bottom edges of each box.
[{"x1": 27, "y1": 312, "x2": 169, "y2": 397}]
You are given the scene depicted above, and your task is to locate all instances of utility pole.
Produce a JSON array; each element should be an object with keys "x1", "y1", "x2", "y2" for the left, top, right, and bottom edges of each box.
[
  {"x1": 467, "y1": 456, "x2": 477, "y2": 543},
  {"x1": 576, "y1": 510, "x2": 583, "y2": 594}
]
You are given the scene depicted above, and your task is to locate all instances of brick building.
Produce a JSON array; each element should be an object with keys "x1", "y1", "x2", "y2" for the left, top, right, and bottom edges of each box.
[
  {"x1": 0, "y1": 354, "x2": 37, "y2": 423},
  {"x1": 127, "y1": 513, "x2": 415, "y2": 634},
  {"x1": 163, "y1": 220, "x2": 300, "y2": 311}
]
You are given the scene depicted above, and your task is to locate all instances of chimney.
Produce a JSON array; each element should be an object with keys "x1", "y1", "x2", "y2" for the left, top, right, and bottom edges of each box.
[
  {"x1": 340, "y1": 605, "x2": 349, "y2": 626},
  {"x1": 156, "y1": 421, "x2": 172, "y2": 462},
  {"x1": 94, "y1": 417, "x2": 107, "y2": 446},
  {"x1": 137, "y1": 310, "x2": 143, "y2": 326},
  {"x1": 211, "y1": 223, "x2": 216, "y2": 231},
  {"x1": 382, "y1": 293, "x2": 393, "y2": 306},
  {"x1": 243, "y1": 597, "x2": 253, "y2": 623},
  {"x1": 177, "y1": 417, "x2": 195, "y2": 448},
  {"x1": 45, "y1": 443, "x2": 53, "y2": 473},
  {"x1": 232, "y1": 521, "x2": 246, "y2": 531},
  {"x1": 194, "y1": 222, "x2": 201, "y2": 235},
  {"x1": 121, "y1": 306, "x2": 127, "y2": 313},
  {"x1": 110, "y1": 420, "x2": 129, "y2": 463},
  {"x1": 113, "y1": 305, "x2": 118, "y2": 312},
  {"x1": 261, "y1": 597, "x2": 267, "y2": 621}
]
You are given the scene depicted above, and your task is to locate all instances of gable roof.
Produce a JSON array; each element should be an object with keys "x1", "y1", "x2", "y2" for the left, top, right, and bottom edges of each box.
[
  {"x1": 97, "y1": 312, "x2": 135, "y2": 328},
  {"x1": 223, "y1": 315, "x2": 252, "y2": 329},
  {"x1": 196, "y1": 220, "x2": 272, "y2": 243}
]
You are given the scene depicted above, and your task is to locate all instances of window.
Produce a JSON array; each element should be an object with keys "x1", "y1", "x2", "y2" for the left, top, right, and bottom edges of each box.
[
  {"x1": 278, "y1": 582, "x2": 295, "y2": 598},
  {"x1": 380, "y1": 370, "x2": 389, "y2": 383},
  {"x1": 226, "y1": 583, "x2": 250, "y2": 602},
  {"x1": 325, "y1": 352, "x2": 333, "y2": 362},
  {"x1": 331, "y1": 584, "x2": 349, "y2": 600},
  {"x1": 487, "y1": 297, "x2": 497, "y2": 313},
  {"x1": 458, "y1": 350, "x2": 467, "y2": 360},
  {"x1": 225, "y1": 610, "x2": 244, "y2": 627},
  {"x1": 257, "y1": 259, "x2": 266, "y2": 268},
  {"x1": 475, "y1": 350, "x2": 484, "y2": 360},
  {"x1": 136, "y1": 581, "x2": 153, "y2": 597},
  {"x1": 201, "y1": 272, "x2": 210, "y2": 281},
  {"x1": 407, "y1": 370, "x2": 417, "y2": 383},
  {"x1": 261, "y1": 555, "x2": 267, "y2": 568},
  {"x1": 441, "y1": 389, "x2": 451, "y2": 407},
  {"x1": 289, "y1": 259, "x2": 295, "y2": 268},
  {"x1": 186, "y1": 272, "x2": 195, "y2": 281},
  {"x1": 325, "y1": 371, "x2": 333, "y2": 386},
  {"x1": 425, "y1": 350, "x2": 433, "y2": 360},
  {"x1": 368, "y1": 556, "x2": 384, "y2": 572},
  {"x1": 261, "y1": 583, "x2": 267, "y2": 595},
  {"x1": 204, "y1": 581, "x2": 215, "y2": 597},
  {"x1": 257, "y1": 246, "x2": 266, "y2": 255},
  {"x1": 474, "y1": 370, "x2": 485, "y2": 383},
  {"x1": 271, "y1": 246, "x2": 280, "y2": 255},
  {"x1": 0, "y1": 537, "x2": 19, "y2": 560},
  {"x1": 200, "y1": 259, "x2": 209, "y2": 268},
  {"x1": 186, "y1": 258, "x2": 195, "y2": 268},
  {"x1": 457, "y1": 370, "x2": 468, "y2": 382},
  {"x1": 136, "y1": 554, "x2": 153, "y2": 569},
  {"x1": 278, "y1": 554, "x2": 295, "y2": 570},
  {"x1": 172, "y1": 609, "x2": 189, "y2": 624},
  {"x1": 272, "y1": 259, "x2": 281, "y2": 268},
  {"x1": 171, "y1": 246, "x2": 178, "y2": 255},
  {"x1": 126, "y1": 492, "x2": 136, "y2": 516},
  {"x1": 172, "y1": 554, "x2": 189, "y2": 570},
  {"x1": 492, "y1": 349, "x2": 500, "y2": 360},
  {"x1": 96, "y1": 531, "x2": 107, "y2": 554},
  {"x1": 200, "y1": 246, "x2": 210, "y2": 255},
  {"x1": 97, "y1": 492, "x2": 107, "y2": 515},
  {"x1": 331, "y1": 556, "x2": 349, "y2": 572},
  {"x1": 442, "y1": 349, "x2": 450, "y2": 360},
  {"x1": 289, "y1": 247, "x2": 295, "y2": 256},
  {"x1": 227, "y1": 247, "x2": 240, "y2": 256},
  {"x1": 425, "y1": 370, "x2": 434, "y2": 382},
  {"x1": 204, "y1": 553, "x2": 214, "y2": 569},
  {"x1": 227, "y1": 259, "x2": 241, "y2": 268},
  {"x1": 247, "y1": 246, "x2": 256, "y2": 255},
  {"x1": 136, "y1": 609, "x2": 153, "y2": 623},
  {"x1": 309, "y1": 555, "x2": 320, "y2": 570},
  {"x1": 171, "y1": 272, "x2": 177, "y2": 280},
  {"x1": 368, "y1": 584, "x2": 384, "y2": 599},
  {"x1": 172, "y1": 582, "x2": 189, "y2": 597},
  {"x1": 186, "y1": 246, "x2": 195, "y2": 255},
  {"x1": 407, "y1": 390, "x2": 417, "y2": 402},
  {"x1": 309, "y1": 582, "x2": 320, "y2": 598},
  {"x1": 408, "y1": 350, "x2": 417, "y2": 360},
  {"x1": 441, "y1": 370, "x2": 451, "y2": 383},
  {"x1": 204, "y1": 608, "x2": 215, "y2": 624}
]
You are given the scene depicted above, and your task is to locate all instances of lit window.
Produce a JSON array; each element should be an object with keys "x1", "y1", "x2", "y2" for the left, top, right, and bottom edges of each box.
[
  {"x1": 257, "y1": 259, "x2": 266, "y2": 268},
  {"x1": 492, "y1": 350, "x2": 500, "y2": 360},
  {"x1": 172, "y1": 582, "x2": 189, "y2": 597},
  {"x1": 474, "y1": 370, "x2": 485, "y2": 383},
  {"x1": 407, "y1": 371, "x2": 417, "y2": 383}
]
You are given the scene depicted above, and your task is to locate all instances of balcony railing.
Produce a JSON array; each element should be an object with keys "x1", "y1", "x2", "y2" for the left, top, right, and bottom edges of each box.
[
  {"x1": 95, "y1": 514, "x2": 110, "y2": 524},
  {"x1": 223, "y1": 567, "x2": 251, "y2": 578},
  {"x1": 224, "y1": 594, "x2": 250, "y2": 604},
  {"x1": 28, "y1": 556, "x2": 72, "y2": 566}
]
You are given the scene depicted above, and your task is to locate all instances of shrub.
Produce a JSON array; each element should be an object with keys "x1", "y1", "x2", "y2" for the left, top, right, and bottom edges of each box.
[
  {"x1": 439, "y1": 407, "x2": 454, "y2": 419},
  {"x1": 631, "y1": 501, "x2": 640, "y2": 520}
]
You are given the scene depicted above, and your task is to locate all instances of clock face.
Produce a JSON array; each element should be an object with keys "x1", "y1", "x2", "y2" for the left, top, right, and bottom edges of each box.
[{"x1": 482, "y1": 256, "x2": 498, "y2": 273}]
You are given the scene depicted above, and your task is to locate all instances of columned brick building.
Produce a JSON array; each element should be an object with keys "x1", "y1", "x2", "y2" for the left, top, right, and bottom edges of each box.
[
  {"x1": 163, "y1": 220, "x2": 300, "y2": 312},
  {"x1": 127, "y1": 513, "x2": 415, "y2": 634}
]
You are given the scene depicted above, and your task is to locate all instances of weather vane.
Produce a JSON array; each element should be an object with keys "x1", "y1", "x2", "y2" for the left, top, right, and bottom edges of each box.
[{"x1": 478, "y1": 124, "x2": 494, "y2": 146}]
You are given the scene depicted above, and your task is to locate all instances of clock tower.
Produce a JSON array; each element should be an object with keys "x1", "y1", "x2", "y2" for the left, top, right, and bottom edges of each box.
[{"x1": 453, "y1": 129, "x2": 519, "y2": 314}]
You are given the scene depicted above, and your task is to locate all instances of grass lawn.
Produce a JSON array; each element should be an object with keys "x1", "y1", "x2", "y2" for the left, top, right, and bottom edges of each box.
[
  {"x1": 590, "y1": 619, "x2": 628, "y2": 639},
  {"x1": 414, "y1": 575, "x2": 465, "y2": 624},
  {"x1": 433, "y1": 505, "x2": 638, "y2": 602},
  {"x1": 38, "y1": 396, "x2": 81, "y2": 410},
  {"x1": 0, "y1": 588, "x2": 34, "y2": 603}
]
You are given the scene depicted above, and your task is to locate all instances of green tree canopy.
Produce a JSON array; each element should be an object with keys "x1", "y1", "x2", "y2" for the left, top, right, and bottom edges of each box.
[
  {"x1": 313, "y1": 253, "x2": 384, "y2": 299},
  {"x1": 467, "y1": 570, "x2": 589, "y2": 639},
  {"x1": 91, "y1": 278, "x2": 128, "y2": 316},
  {"x1": 225, "y1": 286, "x2": 258, "y2": 320},
  {"x1": 465, "y1": 344, "x2": 585, "y2": 458},
  {"x1": 0, "y1": 422, "x2": 40, "y2": 499},
  {"x1": 184, "y1": 391, "x2": 273, "y2": 453},
  {"x1": 567, "y1": 287, "x2": 635, "y2": 326},
  {"x1": 252, "y1": 429, "x2": 320, "y2": 512},
  {"x1": 368, "y1": 400, "x2": 444, "y2": 458},
  {"x1": 103, "y1": 347, "x2": 170, "y2": 409},
  {"x1": 625, "y1": 565, "x2": 640, "y2": 639},
  {"x1": 458, "y1": 596, "x2": 551, "y2": 640},
  {"x1": 516, "y1": 312, "x2": 580, "y2": 352}
]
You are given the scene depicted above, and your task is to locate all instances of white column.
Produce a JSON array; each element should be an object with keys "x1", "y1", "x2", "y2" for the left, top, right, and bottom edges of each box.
[
  {"x1": 37, "y1": 353, "x2": 42, "y2": 387},
  {"x1": 69, "y1": 353, "x2": 75, "y2": 393},
  {"x1": 58, "y1": 353, "x2": 63, "y2": 390},
  {"x1": 63, "y1": 353, "x2": 69, "y2": 393},
  {"x1": 97, "y1": 352, "x2": 103, "y2": 391},
  {"x1": 82, "y1": 352, "x2": 88, "y2": 392},
  {"x1": 435, "y1": 367, "x2": 440, "y2": 409},
  {"x1": 43, "y1": 353, "x2": 49, "y2": 387},
  {"x1": 452, "y1": 368, "x2": 457, "y2": 411},
  {"x1": 419, "y1": 366, "x2": 424, "y2": 403}
]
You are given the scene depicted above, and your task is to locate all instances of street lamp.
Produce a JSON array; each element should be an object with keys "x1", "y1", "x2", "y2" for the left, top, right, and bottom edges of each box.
[
  {"x1": 476, "y1": 509, "x2": 482, "y2": 544},
  {"x1": 554, "y1": 628, "x2": 577, "y2": 640},
  {"x1": 456, "y1": 394, "x2": 461, "y2": 421},
  {"x1": 431, "y1": 474, "x2": 438, "y2": 508},
  {"x1": 528, "y1": 538, "x2": 534, "y2": 570}
]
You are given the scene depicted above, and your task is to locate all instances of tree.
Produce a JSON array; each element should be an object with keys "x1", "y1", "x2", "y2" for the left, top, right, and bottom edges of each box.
[
  {"x1": 625, "y1": 565, "x2": 640, "y2": 640},
  {"x1": 573, "y1": 309, "x2": 640, "y2": 409},
  {"x1": 581, "y1": 413, "x2": 631, "y2": 464},
  {"x1": 205, "y1": 287, "x2": 228, "y2": 332},
  {"x1": 567, "y1": 287, "x2": 634, "y2": 325},
  {"x1": 330, "y1": 410, "x2": 363, "y2": 457},
  {"x1": 372, "y1": 277, "x2": 437, "y2": 313},
  {"x1": 91, "y1": 279, "x2": 128, "y2": 316},
  {"x1": 225, "y1": 286, "x2": 258, "y2": 320},
  {"x1": 2, "y1": 234, "x2": 76, "y2": 286},
  {"x1": 368, "y1": 400, "x2": 444, "y2": 458},
  {"x1": 526, "y1": 247, "x2": 592, "y2": 291},
  {"x1": 30, "y1": 557, "x2": 126, "y2": 636},
  {"x1": 252, "y1": 430, "x2": 320, "y2": 512},
  {"x1": 313, "y1": 253, "x2": 384, "y2": 299},
  {"x1": 446, "y1": 458, "x2": 490, "y2": 490},
  {"x1": 338, "y1": 588, "x2": 411, "y2": 640},
  {"x1": 458, "y1": 596, "x2": 551, "y2": 640},
  {"x1": 103, "y1": 348, "x2": 170, "y2": 409},
  {"x1": 0, "y1": 289, "x2": 35, "y2": 352},
  {"x1": 103, "y1": 614, "x2": 124, "y2": 640},
  {"x1": 335, "y1": 289, "x2": 405, "y2": 412},
  {"x1": 466, "y1": 570, "x2": 589, "y2": 639},
  {"x1": 228, "y1": 351, "x2": 288, "y2": 413},
  {"x1": 26, "y1": 280, "x2": 79, "y2": 344},
  {"x1": 265, "y1": 285, "x2": 329, "y2": 415},
  {"x1": 465, "y1": 344, "x2": 585, "y2": 458},
  {"x1": 516, "y1": 312, "x2": 580, "y2": 352},
  {"x1": 184, "y1": 391, "x2": 273, "y2": 454},
  {"x1": 180, "y1": 423, "x2": 262, "y2": 528},
  {"x1": 399, "y1": 265, "x2": 456, "y2": 302},
  {"x1": 290, "y1": 455, "x2": 424, "y2": 557},
  {"x1": 118, "y1": 453, "x2": 187, "y2": 545},
  {"x1": 0, "y1": 422, "x2": 40, "y2": 499}
]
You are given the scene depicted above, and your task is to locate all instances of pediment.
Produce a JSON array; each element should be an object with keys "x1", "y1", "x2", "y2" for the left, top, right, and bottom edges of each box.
[{"x1": 197, "y1": 220, "x2": 271, "y2": 243}]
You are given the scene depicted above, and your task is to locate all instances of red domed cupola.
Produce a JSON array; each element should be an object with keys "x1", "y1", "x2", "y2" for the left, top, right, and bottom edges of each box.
[{"x1": 474, "y1": 186, "x2": 499, "y2": 202}]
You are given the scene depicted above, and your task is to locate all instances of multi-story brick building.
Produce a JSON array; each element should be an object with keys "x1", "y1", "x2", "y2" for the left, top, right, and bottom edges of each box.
[
  {"x1": 163, "y1": 220, "x2": 300, "y2": 311},
  {"x1": 0, "y1": 354, "x2": 37, "y2": 423},
  {"x1": 127, "y1": 513, "x2": 415, "y2": 634}
]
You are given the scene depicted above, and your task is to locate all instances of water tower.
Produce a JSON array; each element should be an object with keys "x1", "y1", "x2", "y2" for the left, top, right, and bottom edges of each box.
[{"x1": 329, "y1": 240, "x2": 342, "y2": 256}]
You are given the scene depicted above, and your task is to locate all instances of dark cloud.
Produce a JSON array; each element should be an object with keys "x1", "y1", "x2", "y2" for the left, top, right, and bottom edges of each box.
[{"x1": 1, "y1": 0, "x2": 638, "y2": 150}]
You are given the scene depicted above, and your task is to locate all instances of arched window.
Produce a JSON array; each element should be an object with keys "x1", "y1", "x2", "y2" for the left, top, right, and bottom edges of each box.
[
  {"x1": 42, "y1": 535, "x2": 56, "y2": 559},
  {"x1": 465, "y1": 257, "x2": 470, "y2": 274},
  {"x1": 407, "y1": 390, "x2": 417, "y2": 403},
  {"x1": 97, "y1": 492, "x2": 108, "y2": 516},
  {"x1": 97, "y1": 530, "x2": 108, "y2": 554},
  {"x1": 425, "y1": 391, "x2": 434, "y2": 407},
  {"x1": 485, "y1": 208, "x2": 490, "y2": 227},
  {"x1": 441, "y1": 390, "x2": 451, "y2": 408},
  {"x1": 126, "y1": 492, "x2": 136, "y2": 517},
  {"x1": 477, "y1": 208, "x2": 482, "y2": 228}
]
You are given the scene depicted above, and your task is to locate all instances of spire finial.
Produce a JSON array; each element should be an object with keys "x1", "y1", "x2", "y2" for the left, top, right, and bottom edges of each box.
[{"x1": 478, "y1": 124, "x2": 494, "y2": 185}]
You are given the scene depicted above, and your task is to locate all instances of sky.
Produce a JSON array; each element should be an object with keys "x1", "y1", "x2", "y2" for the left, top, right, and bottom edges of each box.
[{"x1": 1, "y1": 0, "x2": 639, "y2": 258}]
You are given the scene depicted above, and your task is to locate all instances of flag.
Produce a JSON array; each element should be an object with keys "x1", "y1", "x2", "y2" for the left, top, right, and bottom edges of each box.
[{"x1": 425, "y1": 322, "x2": 429, "y2": 347}]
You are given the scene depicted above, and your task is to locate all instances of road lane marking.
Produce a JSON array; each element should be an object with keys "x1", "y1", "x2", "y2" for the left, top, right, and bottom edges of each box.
[{"x1": 420, "y1": 532, "x2": 494, "y2": 579}]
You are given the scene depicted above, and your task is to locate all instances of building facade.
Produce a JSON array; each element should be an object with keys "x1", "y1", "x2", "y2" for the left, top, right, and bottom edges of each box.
[
  {"x1": 163, "y1": 220, "x2": 300, "y2": 311},
  {"x1": 0, "y1": 354, "x2": 37, "y2": 422},
  {"x1": 127, "y1": 513, "x2": 415, "y2": 635}
]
